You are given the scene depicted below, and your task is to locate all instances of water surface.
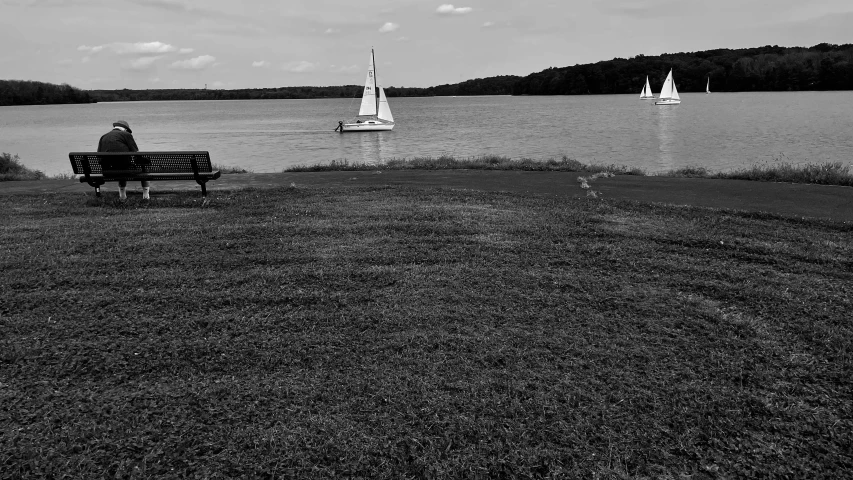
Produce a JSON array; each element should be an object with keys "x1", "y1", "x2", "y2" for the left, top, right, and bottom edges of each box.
[{"x1": 2, "y1": 92, "x2": 851, "y2": 176}]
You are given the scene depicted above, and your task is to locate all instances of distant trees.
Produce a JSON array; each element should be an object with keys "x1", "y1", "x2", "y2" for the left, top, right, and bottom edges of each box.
[
  {"x1": 513, "y1": 44, "x2": 853, "y2": 95},
  {"x1": 3, "y1": 44, "x2": 852, "y2": 106},
  {"x1": 0, "y1": 80, "x2": 93, "y2": 106},
  {"x1": 86, "y1": 86, "x2": 366, "y2": 102},
  {"x1": 412, "y1": 76, "x2": 521, "y2": 97}
]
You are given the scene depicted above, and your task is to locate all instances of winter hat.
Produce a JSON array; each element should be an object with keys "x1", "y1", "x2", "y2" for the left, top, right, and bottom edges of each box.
[{"x1": 112, "y1": 120, "x2": 132, "y2": 133}]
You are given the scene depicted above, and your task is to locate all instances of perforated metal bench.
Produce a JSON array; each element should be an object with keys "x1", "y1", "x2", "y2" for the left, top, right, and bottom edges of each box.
[{"x1": 69, "y1": 151, "x2": 221, "y2": 197}]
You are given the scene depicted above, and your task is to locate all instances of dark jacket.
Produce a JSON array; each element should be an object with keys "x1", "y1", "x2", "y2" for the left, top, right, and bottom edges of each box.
[
  {"x1": 97, "y1": 128, "x2": 139, "y2": 171},
  {"x1": 98, "y1": 128, "x2": 139, "y2": 153}
]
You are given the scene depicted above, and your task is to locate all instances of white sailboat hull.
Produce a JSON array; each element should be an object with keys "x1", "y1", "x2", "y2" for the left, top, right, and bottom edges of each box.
[
  {"x1": 341, "y1": 120, "x2": 395, "y2": 131},
  {"x1": 654, "y1": 99, "x2": 681, "y2": 105},
  {"x1": 640, "y1": 96, "x2": 656, "y2": 100}
]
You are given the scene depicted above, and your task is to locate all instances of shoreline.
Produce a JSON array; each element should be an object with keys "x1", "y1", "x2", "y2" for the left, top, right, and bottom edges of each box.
[{"x1": 1, "y1": 169, "x2": 851, "y2": 222}]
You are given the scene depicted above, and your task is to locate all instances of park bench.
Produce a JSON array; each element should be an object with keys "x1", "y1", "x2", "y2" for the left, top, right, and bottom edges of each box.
[{"x1": 69, "y1": 151, "x2": 221, "y2": 197}]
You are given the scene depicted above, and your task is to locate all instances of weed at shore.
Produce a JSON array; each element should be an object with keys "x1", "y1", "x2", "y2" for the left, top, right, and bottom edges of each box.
[
  {"x1": 663, "y1": 156, "x2": 853, "y2": 186},
  {"x1": 213, "y1": 164, "x2": 252, "y2": 174},
  {"x1": 0, "y1": 152, "x2": 46, "y2": 181},
  {"x1": 287, "y1": 155, "x2": 645, "y2": 175}
]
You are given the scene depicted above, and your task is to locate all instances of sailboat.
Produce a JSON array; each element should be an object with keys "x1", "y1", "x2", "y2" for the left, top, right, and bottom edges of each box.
[
  {"x1": 639, "y1": 76, "x2": 655, "y2": 99},
  {"x1": 337, "y1": 49, "x2": 394, "y2": 132},
  {"x1": 655, "y1": 69, "x2": 681, "y2": 106},
  {"x1": 706, "y1": 77, "x2": 710, "y2": 94}
]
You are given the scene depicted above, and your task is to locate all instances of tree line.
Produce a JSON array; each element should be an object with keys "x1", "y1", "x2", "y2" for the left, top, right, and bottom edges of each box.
[
  {"x1": 0, "y1": 80, "x2": 93, "y2": 106},
  {"x1": 82, "y1": 75, "x2": 521, "y2": 103},
  {"x1": 513, "y1": 43, "x2": 853, "y2": 95},
  {"x1": 2, "y1": 44, "x2": 852, "y2": 106}
]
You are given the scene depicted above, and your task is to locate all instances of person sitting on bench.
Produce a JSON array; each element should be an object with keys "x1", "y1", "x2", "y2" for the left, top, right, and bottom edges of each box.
[{"x1": 97, "y1": 120, "x2": 150, "y2": 200}]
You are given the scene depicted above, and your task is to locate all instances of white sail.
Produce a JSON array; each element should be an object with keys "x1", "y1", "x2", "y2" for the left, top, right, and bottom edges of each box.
[
  {"x1": 706, "y1": 78, "x2": 710, "y2": 93},
  {"x1": 640, "y1": 76, "x2": 654, "y2": 98},
  {"x1": 671, "y1": 80, "x2": 680, "y2": 100},
  {"x1": 377, "y1": 86, "x2": 393, "y2": 122},
  {"x1": 659, "y1": 70, "x2": 673, "y2": 99},
  {"x1": 357, "y1": 53, "x2": 377, "y2": 116}
]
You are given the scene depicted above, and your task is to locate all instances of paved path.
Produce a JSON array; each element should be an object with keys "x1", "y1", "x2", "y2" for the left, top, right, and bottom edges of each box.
[{"x1": 2, "y1": 170, "x2": 851, "y2": 222}]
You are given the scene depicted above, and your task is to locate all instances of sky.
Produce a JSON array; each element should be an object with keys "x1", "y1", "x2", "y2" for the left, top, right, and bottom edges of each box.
[{"x1": 1, "y1": 0, "x2": 852, "y2": 90}]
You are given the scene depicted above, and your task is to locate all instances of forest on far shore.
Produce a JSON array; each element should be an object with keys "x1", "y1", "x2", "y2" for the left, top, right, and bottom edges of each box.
[
  {"x1": 0, "y1": 80, "x2": 93, "y2": 106},
  {"x1": 2, "y1": 43, "x2": 852, "y2": 106},
  {"x1": 512, "y1": 43, "x2": 853, "y2": 95}
]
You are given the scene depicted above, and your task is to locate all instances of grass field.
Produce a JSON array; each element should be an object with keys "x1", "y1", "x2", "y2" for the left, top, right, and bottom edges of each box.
[{"x1": 1, "y1": 185, "x2": 851, "y2": 478}]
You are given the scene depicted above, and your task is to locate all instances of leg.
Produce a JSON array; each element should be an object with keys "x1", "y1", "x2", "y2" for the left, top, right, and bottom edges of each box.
[
  {"x1": 118, "y1": 180, "x2": 127, "y2": 199},
  {"x1": 141, "y1": 180, "x2": 150, "y2": 200}
]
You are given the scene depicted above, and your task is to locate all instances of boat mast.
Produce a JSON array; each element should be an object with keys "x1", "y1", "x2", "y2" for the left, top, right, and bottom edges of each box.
[{"x1": 372, "y1": 48, "x2": 379, "y2": 116}]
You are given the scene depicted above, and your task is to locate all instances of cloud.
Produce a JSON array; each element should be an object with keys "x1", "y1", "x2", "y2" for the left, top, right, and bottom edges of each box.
[
  {"x1": 124, "y1": 56, "x2": 163, "y2": 71},
  {"x1": 112, "y1": 42, "x2": 177, "y2": 54},
  {"x1": 378, "y1": 22, "x2": 399, "y2": 33},
  {"x1": 330, "y1": 64, "x2": 360, "y2": 74},
  {"x1": 396, "y1": 36, "x2": 409, "y2": 42},
  {"x1": 324, "y1": 28, "x2": 339, "y2": 34},
  {"x1": 252, "y1": 60, "x2": 270, "y2": 67},
  {"x1": 179, "y1": 48, "x2": 195, "y2": 54},
  {"x1": 436, "y1": 4, "x2": 472, "y2": 15},
  {"x1": 170, "y1": 55, "x2": 216, "y2": 70},
  {"x1": 283, "y1": 61, "x2": 318, "y2": 73},
  {"x1": 482, "y1": 21, "x2": 494, "y2": 27},
  {"x1": 76, "y1": 42, "x2": 178, "y2": 55},
  {"x1": 77, "y1": 45, "x2": 104, "y2": 53}
]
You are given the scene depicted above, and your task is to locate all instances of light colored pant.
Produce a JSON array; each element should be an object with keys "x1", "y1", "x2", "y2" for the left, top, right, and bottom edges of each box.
[{"x1": 118, "y1": 180, "x2": 150, "y2": 188}]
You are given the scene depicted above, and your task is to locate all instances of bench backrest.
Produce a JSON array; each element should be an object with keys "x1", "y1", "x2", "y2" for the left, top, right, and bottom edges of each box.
[{"x1": 69, "y1": 151, "x2": 213, "y2": 175}]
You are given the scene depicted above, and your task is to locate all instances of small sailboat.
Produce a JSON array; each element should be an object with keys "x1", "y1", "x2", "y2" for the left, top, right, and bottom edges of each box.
[
  {"x1": 336, "y1": 49, "x2": 394, "y2": 132},
  {"x1": 655, "y1": 69, "x2": 681, "y2": 106},
  {"x1": 639, "y1": 76, "x2": 655, "y2": 99},
  {"x1": 706, "y1": 77, "x2": 710, "y2": 94}
]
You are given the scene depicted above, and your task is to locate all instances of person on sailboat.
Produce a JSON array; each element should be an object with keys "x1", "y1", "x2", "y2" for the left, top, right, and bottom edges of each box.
[{"x1": 335, "y1": 121, "x2": 343, "y2": 132}]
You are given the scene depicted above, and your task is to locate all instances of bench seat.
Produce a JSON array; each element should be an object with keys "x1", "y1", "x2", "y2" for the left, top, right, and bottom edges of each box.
[{"x1": 69, "y1": 151, "x2": 221, "y2": 197}]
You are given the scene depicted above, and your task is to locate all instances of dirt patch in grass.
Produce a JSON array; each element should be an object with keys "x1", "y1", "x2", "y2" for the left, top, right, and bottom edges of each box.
[{"x1": 1, "y1": 186, "x2": 851, "y2": 478}]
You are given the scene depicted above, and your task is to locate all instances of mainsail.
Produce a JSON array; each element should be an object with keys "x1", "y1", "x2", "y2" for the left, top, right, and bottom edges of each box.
[
  {"x1": 357, "y1": 53, "x2": 377, "y2": 116},
  {"x1": 659, "y1": 70, "x2": 674, "y2": 99}
]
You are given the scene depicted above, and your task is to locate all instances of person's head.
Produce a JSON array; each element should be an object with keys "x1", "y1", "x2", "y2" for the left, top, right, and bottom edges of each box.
[{"x1": 112, "y1": 120, "x2": 132, "y2": 133}]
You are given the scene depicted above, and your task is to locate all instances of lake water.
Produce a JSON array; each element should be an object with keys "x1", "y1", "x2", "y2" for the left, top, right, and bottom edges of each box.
[{"x1": 2, "y1": 92, "x2": 852, "y2": 176}]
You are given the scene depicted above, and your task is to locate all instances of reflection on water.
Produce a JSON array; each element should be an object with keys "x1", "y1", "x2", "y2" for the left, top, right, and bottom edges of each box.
[
  {"x1": 2, "y1": 92, "x2": 852, "y2": 175},
  {"x1": 357, "y1": 131, "x2": 387, "y2": 166},
  {"x1": 655, "y1": 105, "x2": 678, "y2": 171}
]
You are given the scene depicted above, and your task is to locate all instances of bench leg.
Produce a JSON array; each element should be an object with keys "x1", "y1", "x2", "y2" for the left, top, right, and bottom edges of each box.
[
  {"x1": 198, "y1": 181, "x2": 208, "y2": 197},
  {"x1": 86, "y1": 180, "x2": 104, "y2": 197}
]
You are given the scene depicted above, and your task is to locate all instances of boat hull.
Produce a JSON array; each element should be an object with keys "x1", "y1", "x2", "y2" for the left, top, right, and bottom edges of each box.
[
  {"x1": 640, "y1": 96, "x2": 656, "y2": 100},
  {"x1": 341, "y1": 121, "x2": 394, "y2": 132},
  {"x1": 655, "y1": 99, "x2": 681, "y2": 106}
]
